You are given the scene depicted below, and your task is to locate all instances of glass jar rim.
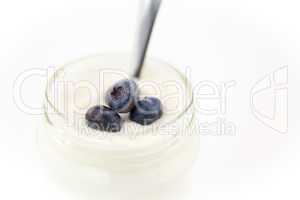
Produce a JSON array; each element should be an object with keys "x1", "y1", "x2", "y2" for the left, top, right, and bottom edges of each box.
[{"x1": 44, "y1": 53, "x2": 194, "y2": 153}]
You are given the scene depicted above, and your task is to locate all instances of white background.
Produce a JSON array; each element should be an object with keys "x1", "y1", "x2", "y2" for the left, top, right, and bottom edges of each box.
[{"x1": 1, "y1": 0, "x2": 300, "y2": 199}]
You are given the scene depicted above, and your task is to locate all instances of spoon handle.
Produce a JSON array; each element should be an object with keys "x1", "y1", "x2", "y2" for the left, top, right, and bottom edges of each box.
[{"x1": 131, "y1": 0, "x2": 162, "y2": 78}]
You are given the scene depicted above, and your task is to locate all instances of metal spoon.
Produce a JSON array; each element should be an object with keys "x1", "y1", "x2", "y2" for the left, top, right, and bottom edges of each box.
[{"x1": 131, "y1": 0, "x2": 162, "y2": 78}]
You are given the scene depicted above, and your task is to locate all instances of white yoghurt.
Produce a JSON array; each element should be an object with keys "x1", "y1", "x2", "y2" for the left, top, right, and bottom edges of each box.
[{"x1": 39, "y1": 54, "x2": 199, "y2": 199}]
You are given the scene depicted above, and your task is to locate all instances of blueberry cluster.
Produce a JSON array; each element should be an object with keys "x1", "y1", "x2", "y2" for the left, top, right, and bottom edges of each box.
[{"x1": 85, "y1": 79, "x2": 163, "y2": 132}]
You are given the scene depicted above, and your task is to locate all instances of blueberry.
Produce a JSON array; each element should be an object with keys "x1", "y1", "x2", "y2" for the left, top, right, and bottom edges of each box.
[
  {"x1": 85, "y1": 105, "x2": 122, "y2": 132},
  {"x1": 129, "y1": 97, "x2": 163, "y2": 125},
  {"x1": 105, "y1": 79, "x2": 138, "y2": 113}
]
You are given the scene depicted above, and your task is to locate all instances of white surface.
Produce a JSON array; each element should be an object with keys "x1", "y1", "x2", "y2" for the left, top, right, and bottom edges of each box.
[{"x1": 1, "y1": 0, "x2": 299, "y2": 199}]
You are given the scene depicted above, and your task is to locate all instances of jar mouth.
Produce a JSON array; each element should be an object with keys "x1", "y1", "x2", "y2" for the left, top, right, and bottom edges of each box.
[{"x1": 44, "y1": 53, "x2": 194, "y2": 152}]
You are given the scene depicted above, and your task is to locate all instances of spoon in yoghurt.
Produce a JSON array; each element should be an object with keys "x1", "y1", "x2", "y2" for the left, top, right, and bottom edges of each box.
[{"x1": 131, "y1": 0, "x2": 162, "y2": 78}]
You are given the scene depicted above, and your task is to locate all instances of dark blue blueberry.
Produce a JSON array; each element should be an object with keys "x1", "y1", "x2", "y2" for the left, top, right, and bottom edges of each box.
[
  {"x1": 85, "y1": 105, "x2": 122, "y2": 132},
  {"x1": 129, "y1": 97, "x2": 163, "y2": 125},
  {"x1": 105, "y1": 79, "x2": 138, "y2": 113}
]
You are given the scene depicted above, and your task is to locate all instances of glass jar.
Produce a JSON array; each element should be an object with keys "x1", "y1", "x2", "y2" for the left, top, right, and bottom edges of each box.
[{"x1": 37, "y1": 54, "x2": 199, "y2": 199}]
